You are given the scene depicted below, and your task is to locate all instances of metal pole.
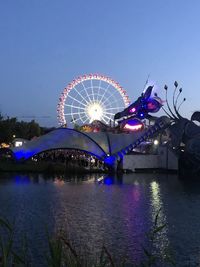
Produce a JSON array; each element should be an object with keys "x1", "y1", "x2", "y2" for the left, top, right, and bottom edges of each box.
[{"x1": 166, "y1": 144, "x2": 168, "y2": 170}]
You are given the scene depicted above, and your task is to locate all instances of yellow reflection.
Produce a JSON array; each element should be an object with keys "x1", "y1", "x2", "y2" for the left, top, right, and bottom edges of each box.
[
  {"x1": 151, "y1": 181, "x2": 161, "y2": 210},
  {"x1": 150, "y1": 180, "x2": 170, "y2": 258},
  {"x1": 54, "y1": 178, "x2": 65, "y2": 186}
]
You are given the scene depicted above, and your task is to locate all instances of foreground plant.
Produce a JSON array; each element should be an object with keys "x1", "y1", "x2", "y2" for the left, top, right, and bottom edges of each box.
[
  {"x1": 0, "y1": 209, "x2": 175, "y2": 267},
  {"x1": 0, "y1": 217, "x2": 29, "y2": 267},
  {"x1": 139, "y1": 209, "x2": 175, "y2": 267},
  {"x1": 45, "y1": 209, "x2": 175, "y2": 267}
]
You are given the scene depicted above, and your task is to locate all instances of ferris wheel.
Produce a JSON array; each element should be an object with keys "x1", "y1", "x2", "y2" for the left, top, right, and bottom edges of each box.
[{"x1": 57, "y1": 74, "x2": 130, "y2": 127}]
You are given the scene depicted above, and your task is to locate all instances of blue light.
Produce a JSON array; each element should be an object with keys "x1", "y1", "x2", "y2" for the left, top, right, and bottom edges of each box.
[
  {"x1": 104, "y1": 155, "x2": 116, "y2": 166},
  {"x1": 121, "y1": 149, "x2": 126, "y2": 155},
  {"x1": 117, "y1": 151, "x2": 123, "y2": 159},
  {"x1": 104, "y1": 176, "x2": 114, "y2": 185},
  {"x1": 15, "y1": 175, "x2": 30, "y2": 185},
  {"x1": 128, "y1": 145, "x2": 133, "y2": 150},
  {"x1": 140, "y1": 113, "x2": 144, "y2": 118},
  {"x1": 135, "y1": 140, "x2": 140, "y2": 145},
  {"x1": 14, "y1": 150, "x2": 34, "y2": 161}
]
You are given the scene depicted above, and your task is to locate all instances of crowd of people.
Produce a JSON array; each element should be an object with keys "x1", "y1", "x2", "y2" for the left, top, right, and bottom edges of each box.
[{"x1": 32, "y1": 149, "x2": 105, "y2": 170}]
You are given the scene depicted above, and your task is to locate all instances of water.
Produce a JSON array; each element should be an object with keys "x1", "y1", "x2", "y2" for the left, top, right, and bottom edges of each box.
[{"x1": 0, "y1": 172, "x2": 199, "y2": 266}]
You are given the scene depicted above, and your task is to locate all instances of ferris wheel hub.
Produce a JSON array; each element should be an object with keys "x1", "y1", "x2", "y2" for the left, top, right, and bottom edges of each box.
[{"x1": 86, "y1": 102, "x2": 104, "y2": 123}]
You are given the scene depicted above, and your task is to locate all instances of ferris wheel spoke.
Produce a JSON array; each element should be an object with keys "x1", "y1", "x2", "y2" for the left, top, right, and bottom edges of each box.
[
  {"x1": 103, "y1": 98, "x2": 120, "y2": 110},
  {"x1": 73, "y1": 86, "x2": 90, "y2": 105},
  {"x1": 64, "y1": 111, "x2": 86, "y2": 116},
  {"x1": 101, "y1": 90, "x2": 119, "y2": 106},
  {"x1": 82, "y1": 117, "x2": 89, "y2": 124},
  {"x1": 81, "y1": 82, "x2": 93, "y2": 103},
  {"x1": 98, "y1": 84, "x2": 111, "y2": 105},
  {"x1": 104, "y1": 106, "x2": 125, "y2": 111},
  {"x1": 103, "y1": 113, "x2": 114, "y2": 122},
  {"x1": 90, "y1": 79, "x2": 95, "y2": 101},
  {"x1": 91, "y1": 92, "x2": 104, "y2": 102},
  {"x1": 96, "y1": 80, "x2": 102, "y2": 102},
  {"x1": 79, "y1": 98, "x2": 89, "y2": 110},
  {"x1": 80, "y1": 113, "x2": 90, "y2": 121},
  {"x1": 101, "y1": 116, "x2": 109, "y2": 124},
  {"x1": 79, "y1": 108, "x2": 90, "y2": 120},
  {"x1": 64, "y1": 103, "x2": 86, "y2": 110},
  {"x1": 71, "y1": 116, "x2": 85, "y2": 124},
  {"x1": 103, "y1": 111, "x2": 116, "y2": 116},
  {"x1": 77, "y1": 116, "x2": 86, "y2": 123},
  {"x1": 67, "y1": 94, "x2": 87, "y2": 107}
]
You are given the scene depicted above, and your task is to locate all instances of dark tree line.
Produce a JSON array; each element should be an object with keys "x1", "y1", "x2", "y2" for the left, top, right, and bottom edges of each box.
[{"x1": 0, "y1": 114, "x2": 55, "y2": 143}]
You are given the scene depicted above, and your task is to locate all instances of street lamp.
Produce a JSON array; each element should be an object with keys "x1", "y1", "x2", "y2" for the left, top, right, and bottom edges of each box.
[{"x1": 153, "y1": 139, "x2": 159, "y2": 145}]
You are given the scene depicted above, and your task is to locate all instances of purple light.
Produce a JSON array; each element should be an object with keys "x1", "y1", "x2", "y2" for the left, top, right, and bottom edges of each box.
[
  {"x1": 124, "y1": 124, "x2": 143, "y2": 131},
  {"x1": 130, "y1": 107, "x2": 136, "y2": 113},
  {"x1": 122, "y1": 118, "x2": 144, "y2": 132}
]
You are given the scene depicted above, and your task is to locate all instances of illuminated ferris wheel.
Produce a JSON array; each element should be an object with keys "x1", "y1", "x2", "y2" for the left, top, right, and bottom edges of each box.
[{"x1": 57, "y1": 74, "x2": 130, "y2": 127}]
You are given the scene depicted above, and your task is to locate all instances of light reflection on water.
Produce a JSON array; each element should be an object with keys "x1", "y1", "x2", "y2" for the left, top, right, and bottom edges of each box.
[
  {"x1": 150, "y1": 180, "x2": 169, "y2": 260},
  {"x1": 0, "y1": 172, "x2": 200, "y2": 266}
]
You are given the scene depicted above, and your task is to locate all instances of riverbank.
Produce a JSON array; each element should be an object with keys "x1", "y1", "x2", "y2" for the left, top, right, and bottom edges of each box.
[
  {"x1": 0, "y1": 161, "x2": 179, "y2": 175},
  {"x1": 0, "y1": 161, "x2": 104, "y2": 173}
]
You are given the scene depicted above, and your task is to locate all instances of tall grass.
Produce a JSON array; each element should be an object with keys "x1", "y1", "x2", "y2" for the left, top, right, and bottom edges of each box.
[
  {"x1": 45, "y1": 209, "x2": 175, "y2": 267},
  {"x1": 0, "y1": 217, "x2": 30, "y2": 267},
  {"x1": 0, "y1": 210, "x2": 175, "y2": 267}
]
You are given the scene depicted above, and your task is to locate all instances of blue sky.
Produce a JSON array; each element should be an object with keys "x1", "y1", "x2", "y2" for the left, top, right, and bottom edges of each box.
[{"x1": 0, "y1": 0, "x2": 200, "y2": 126}]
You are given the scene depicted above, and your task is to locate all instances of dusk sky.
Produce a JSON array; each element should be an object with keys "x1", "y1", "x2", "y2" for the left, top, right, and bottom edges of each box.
[{"x1": 1, "y1": 0, "x2": 200, "y2": 127}]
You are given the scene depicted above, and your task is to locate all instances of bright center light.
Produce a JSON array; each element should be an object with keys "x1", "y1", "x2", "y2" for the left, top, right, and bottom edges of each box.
[{"x1": 86, "y1": 102, "x2": 104, "y2": 123}]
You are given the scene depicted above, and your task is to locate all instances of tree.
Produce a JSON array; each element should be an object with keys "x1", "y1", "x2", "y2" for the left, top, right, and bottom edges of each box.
[
  {"x1": 0, "y1": 115, "x2": 43, "y2": 143},
  {"x1": 27, "y1": 120, "x2": 41, "y2": 139}
]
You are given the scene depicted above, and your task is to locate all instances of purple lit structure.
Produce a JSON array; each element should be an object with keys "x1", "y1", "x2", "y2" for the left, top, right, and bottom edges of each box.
[{"x1": 114, "y1": 86, "x2": 163, "y2": 131}]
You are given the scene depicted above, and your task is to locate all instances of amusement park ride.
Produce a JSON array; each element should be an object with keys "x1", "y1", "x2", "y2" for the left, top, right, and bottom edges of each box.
[
  {"x1": 56, "y1": 74, "x2": 200, "y2": 174},
  {"x1": 57, "y1": 73, "x2": 163, "y2": 133},
  {"x1": 57, "y1": 74, "x2": 130, "y2": 127},
  {"x1": 9, "y1": 73, "x2": 200, "y2": 175},
  {"x1": 114, "y1": 85, "x2": 163, "y2": 131}
]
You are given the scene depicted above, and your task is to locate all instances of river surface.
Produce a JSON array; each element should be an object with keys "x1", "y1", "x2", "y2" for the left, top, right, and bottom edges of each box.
[{"x1": 0, "y1": 172, "x2": 199, "y2": 266}]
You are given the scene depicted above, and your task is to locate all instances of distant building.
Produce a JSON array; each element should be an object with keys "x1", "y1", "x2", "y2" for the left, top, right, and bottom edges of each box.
[{"x1": 12, "y1": 138, "x2": 27, "y2": 147}]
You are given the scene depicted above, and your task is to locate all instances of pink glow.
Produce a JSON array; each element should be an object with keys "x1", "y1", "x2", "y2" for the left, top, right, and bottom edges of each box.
[
  {"x1": 124, "y1": 124, "x2": 143, "y2": 131},
  {"x1": 130, "y1": 107, "x2": 136, "y2": 113}
]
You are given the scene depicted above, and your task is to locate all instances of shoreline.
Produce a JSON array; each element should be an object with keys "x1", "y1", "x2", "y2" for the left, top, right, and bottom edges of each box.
[
  {"x1": 0, "y1": 161, "x2": 105, "y2": 174},
  {"x1": 0, "y1": 161, "x2": 178, "y2": 175}
]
